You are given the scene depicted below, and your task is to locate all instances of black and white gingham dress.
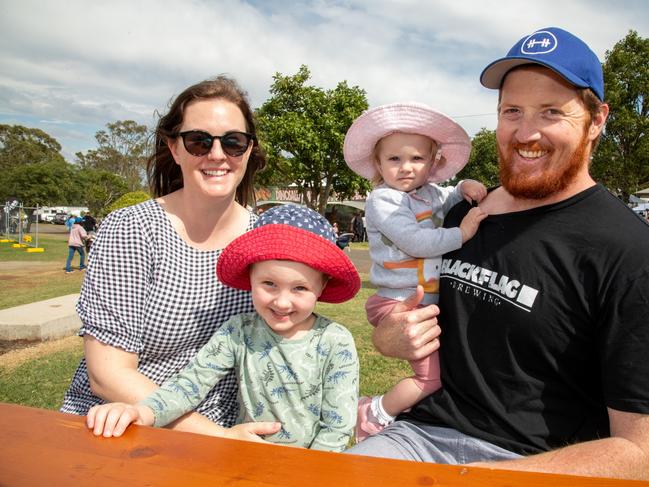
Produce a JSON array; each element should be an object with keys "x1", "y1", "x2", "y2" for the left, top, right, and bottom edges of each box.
[{"x1": 60, "y1": 199, "x2": 255, "y2": 426}]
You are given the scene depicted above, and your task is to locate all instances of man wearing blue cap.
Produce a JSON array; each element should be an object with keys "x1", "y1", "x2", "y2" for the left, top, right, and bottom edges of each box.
[{"x1": 349, "y1": 27, "x2": 649, "y2": 480}]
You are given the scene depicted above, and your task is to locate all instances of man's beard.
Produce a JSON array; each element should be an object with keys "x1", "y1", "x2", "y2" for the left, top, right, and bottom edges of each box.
[{"x1": 498, "y1": 133, "x2": 589, "y2": 200}]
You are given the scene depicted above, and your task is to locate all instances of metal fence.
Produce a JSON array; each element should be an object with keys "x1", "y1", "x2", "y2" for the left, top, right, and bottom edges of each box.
[{"x1": 0, "y1": 203, "x2": 41, "y2": 249}]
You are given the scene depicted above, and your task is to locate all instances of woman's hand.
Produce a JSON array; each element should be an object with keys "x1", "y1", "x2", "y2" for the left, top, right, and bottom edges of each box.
[{"x1": 86, "y1": 402, "x2": 154, "y2": 438}]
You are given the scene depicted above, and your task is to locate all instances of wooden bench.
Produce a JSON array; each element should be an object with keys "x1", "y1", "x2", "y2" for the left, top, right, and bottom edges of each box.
[{"x1": 0, "y1": 403, "x2": 642, "y2": 486}]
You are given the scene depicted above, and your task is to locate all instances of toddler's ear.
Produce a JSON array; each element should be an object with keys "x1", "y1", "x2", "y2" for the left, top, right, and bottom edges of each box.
[
  {"x1": 317, "y1": 275, "x2": 331, "y2": 297},
  {"x1": 432, "y1": 145, "x2": 444, "y2": 164}
]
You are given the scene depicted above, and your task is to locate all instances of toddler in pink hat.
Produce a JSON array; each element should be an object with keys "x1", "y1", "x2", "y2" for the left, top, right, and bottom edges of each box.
[{"x1": 343, "y1": 102, "x2": 488, "y2": 442}]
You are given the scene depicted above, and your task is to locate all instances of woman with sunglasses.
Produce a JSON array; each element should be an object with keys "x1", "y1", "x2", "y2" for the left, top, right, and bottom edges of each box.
[{"x1": 61, "y1": 76, "x2": 278, "y2": 441}]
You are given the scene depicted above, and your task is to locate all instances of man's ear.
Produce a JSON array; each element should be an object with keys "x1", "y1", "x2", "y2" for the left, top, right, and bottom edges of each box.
[{"x1": 588, "y1": 103, "x2": 609, "y2": 141}]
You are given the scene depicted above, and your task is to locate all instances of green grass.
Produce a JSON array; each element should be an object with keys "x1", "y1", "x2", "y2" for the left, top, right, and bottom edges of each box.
[
  {"x1": 0, "y1": 273, "x2": 84, "y2": 310},
  {"x1": 0, "y1": 234, "x2": 85, "y2": 309},
  {"x1": 349, "y1": 241, "x2": 369, "y2": 250},
  {"x1": 0, "y1": 232, "x2": 68, "y2": 261},
  {"x1": 318, "y1": 284, "x2": 411, "y2": 396},
  {"x1": 0, "y1": 348, "x2": 84, "y2": 409}
]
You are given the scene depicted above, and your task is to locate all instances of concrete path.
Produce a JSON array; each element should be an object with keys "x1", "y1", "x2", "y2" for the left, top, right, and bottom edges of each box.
[{"x1": 0, "y1": 294, "x2": 81, "y2": 341}]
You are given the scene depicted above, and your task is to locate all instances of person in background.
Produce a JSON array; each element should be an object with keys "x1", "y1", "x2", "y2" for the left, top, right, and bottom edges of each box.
[
  {"x1": 65, "y1": 214, "x2": 75, "y2": 232},
  {"x1": 81, "y1": 212, "x2": 97, "y2": 233},
  {"x1": 350, "y1": 211, "x2": 365, "y2": 242},
  {"x1": 87, "y1": 204, "x2": 360, "y2": 451},
  {"x1": 61, "y1": 76, "x2": 270, "y2": 441},
  {"x1": 81, "y1": 212, "x2": 98, "y2": 252},
  {"x1": 65, "y1": 217, "x2": 87, "y2": 273},
  {"x1": 347, "y1": 27, "x2": 649, "y2": 481}
]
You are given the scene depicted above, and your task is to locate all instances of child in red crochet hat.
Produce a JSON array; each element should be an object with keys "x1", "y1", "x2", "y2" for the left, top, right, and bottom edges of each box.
[{"x1": 87, "y1": 204, "x2": 361, "y2": 451}]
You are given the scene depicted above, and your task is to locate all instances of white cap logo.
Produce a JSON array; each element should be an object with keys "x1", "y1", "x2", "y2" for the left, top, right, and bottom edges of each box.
[{"x1": 521, "y1": 30, "x2": 558, "y2": 55}]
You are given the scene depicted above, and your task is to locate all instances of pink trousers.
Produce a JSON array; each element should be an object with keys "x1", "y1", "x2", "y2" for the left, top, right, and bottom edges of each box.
[{"x1": 365, "y1": 294, "x2": 441, "y2": 393}]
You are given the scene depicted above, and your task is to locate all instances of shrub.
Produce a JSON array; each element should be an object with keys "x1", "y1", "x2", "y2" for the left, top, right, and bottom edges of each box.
[{"x1": 105, "y1": 190, "x2": 151, "y2": 214}]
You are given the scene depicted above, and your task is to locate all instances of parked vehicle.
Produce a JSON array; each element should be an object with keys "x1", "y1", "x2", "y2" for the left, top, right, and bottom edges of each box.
[{"x1": 52, "y1": 213, "x2": 69, "y2": 225}]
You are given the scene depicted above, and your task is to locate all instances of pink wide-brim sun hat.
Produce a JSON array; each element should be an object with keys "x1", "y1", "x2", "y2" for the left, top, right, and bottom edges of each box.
[{"x1": 343, "y1": 102, "x2": 472, "y2": 183}]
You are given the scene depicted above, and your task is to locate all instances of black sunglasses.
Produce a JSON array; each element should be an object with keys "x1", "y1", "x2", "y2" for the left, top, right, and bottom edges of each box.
[{"x1": 178, "y1": 130, "x2": 255, "y2": 157}]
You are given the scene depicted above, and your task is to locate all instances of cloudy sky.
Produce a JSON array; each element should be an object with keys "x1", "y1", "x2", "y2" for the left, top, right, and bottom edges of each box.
[{"x1": 1, "y1": 0, "x2": 648, "y2": 161}]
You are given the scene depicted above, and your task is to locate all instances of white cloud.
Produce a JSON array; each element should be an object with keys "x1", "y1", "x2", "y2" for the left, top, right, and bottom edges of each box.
[{"x1": 0, "y1": 0, "x2": 647, "y2": 158}]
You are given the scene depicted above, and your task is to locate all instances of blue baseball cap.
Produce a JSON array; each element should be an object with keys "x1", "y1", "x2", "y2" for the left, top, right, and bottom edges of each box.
[{"x1": 480, "y1": 27, "x2": 604, "y2": 101}]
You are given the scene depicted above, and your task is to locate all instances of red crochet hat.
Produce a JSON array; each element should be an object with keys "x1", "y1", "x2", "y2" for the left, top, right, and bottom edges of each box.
[{"x1": 217, "y1": 204, "x2": 361, "y2": 303}]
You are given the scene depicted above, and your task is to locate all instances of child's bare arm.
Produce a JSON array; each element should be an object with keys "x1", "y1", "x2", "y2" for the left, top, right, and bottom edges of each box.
[
  {"x1": 86, "y1": 402, "x2": 154, "y2": 437},
  {"x1": 461, "y1": 180, "x2": 488, "y2": 204},
  {"x1": 87, "y1": 401, "x2": 281, "y2": 442},
  {"x1": 459, "y1": 207, "x2": 488, "y2": 243}
]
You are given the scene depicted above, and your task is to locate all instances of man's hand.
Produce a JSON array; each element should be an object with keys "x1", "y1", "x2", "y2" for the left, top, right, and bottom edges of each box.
[{"x1": 372, "y1": 286, "x2": 441, "y2": 361}]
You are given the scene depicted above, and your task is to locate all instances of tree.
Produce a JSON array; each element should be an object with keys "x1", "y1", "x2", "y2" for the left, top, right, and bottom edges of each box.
[
  {"x1": 76, "y1": 120, "x2": 149, "y2": 192},
  {"x1": 592, "y1": 30, "x2": 649, "y2": 199},
  {"x1": 256, "y1": 65, "x2": 371, "y2": 214},
  {"x1": 0, "y1": 124, "x2": 65, "y2": 171},
  {"x1": 456, "y1": 128, "x2": 500, "y2": 188},
  {"x1": 0, "y1": 125, "x2": 85, "y2": 232},
  {"x1": 0, "y1": 160, "x2": 84, "y2": 232},
  {"x1": 77, "y1": 169, "x2": 129, "y2": 216}
]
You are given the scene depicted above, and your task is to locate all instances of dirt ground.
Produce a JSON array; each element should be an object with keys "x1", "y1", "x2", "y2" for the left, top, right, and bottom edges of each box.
[
  {"x1": 33, "y1": 222, "x2": 70, "y2": 235},
  {"x1": 0, "y1": 335, "x2": 82, "y2": 371},
  {"x1": 1, "y1": 261, "x2": 62, "y2": 272},
  {"x1": 0, "y1": 261, "x2": 77, "y2": 301}
]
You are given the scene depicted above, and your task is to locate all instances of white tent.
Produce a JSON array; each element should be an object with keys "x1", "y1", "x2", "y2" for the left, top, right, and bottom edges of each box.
[{"x1": 636, "y1": 187, "x2": 649, "y2": 198}]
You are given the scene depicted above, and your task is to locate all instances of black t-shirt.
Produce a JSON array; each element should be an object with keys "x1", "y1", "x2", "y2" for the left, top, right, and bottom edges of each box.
[
  {"x1": 402, "y1": 184, "x2": 649, "y2": 455},
  {"x1": 81, "y1": 215, "x2": 97, "y2": 232}
]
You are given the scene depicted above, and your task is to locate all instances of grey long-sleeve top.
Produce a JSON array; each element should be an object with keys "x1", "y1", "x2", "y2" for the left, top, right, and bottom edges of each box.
[{"x1": 366, "y1": 182, "x2": 464, "y2": 304}]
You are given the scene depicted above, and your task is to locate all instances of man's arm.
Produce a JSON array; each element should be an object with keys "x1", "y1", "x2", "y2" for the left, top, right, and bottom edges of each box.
[
  {"x1": 371, "y1": 286, "x2": 442, "y2": 361},
  {"x1": 472, "y1": 408, "x2": 649, "y2": 480}
]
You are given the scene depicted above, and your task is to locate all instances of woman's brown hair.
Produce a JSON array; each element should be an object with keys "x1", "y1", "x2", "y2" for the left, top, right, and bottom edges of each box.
[{"x1": 147, "y1": 76, "x2": 266, "y2": 206}]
